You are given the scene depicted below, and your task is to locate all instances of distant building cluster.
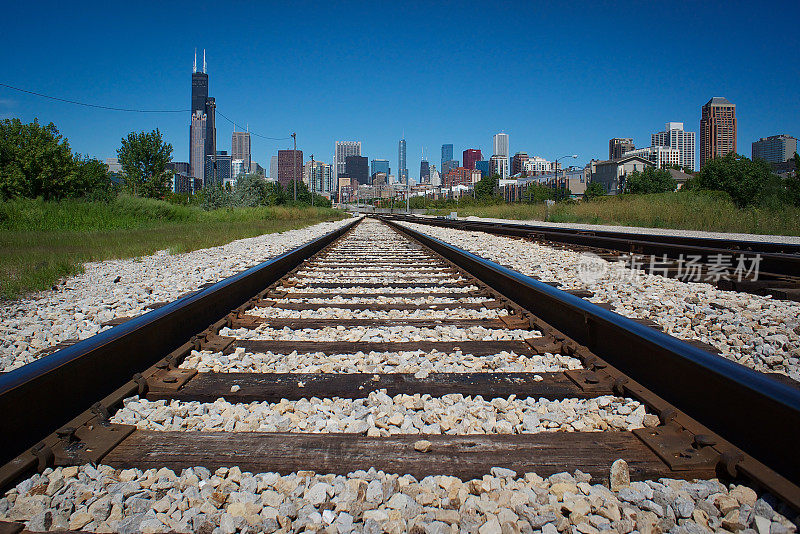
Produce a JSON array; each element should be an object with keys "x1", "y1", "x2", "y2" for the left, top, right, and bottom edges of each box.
[{"x1": 100, "y1": 62, "x2": 794, "y2": 202}]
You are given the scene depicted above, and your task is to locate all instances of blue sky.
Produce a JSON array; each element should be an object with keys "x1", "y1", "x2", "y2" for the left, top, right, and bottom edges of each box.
[{"x1": 2, "y1": 1, "x2": 798, "y2": 179}]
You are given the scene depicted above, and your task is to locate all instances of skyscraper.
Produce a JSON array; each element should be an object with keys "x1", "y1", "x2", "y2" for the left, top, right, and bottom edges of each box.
[
  {"x1": 493, "y1": 133, "x2": 509, "y2": 159},
  {"x1": 489, "y1": 155, "x2": 509, "y2": 178},
  {"x1": 335, "y1": 141, "x2": 361, "y2": 185},
  {"x1": 189, "y1": 49, "x2": 216, "y2": 183},
  {"x1": 190, "y1": 112, "x2": 206, "y2": 182},
  {"x1": 304, "y1": 160, "x2": 333, "y2": 192},
  {"x1": 463, "y1": 149, "x2": 482, "y2": 170},
  {"x1": 511, "y1": 152, "x2": 529, "y2": 176},
  {"x1": 345, "y1": 155, "x2": 369, "y2": 185},
  {"x1": 442, "y1": 160, "x2": 459, "y2": 176},
  {"x1": 752, "y1": 135, "x2": 797, "y2": 163},
  {"x1": 269, "y1": 156, "x2": 278, "y2": 181},
  {"x1": 651, "y1": 122, "x2": 696, "y2": 171},
  {"x1": 609, "y1": 138, "x2": 635, "y2": 160},
  {"x1": 277, "y1": 149, "x2": 303, "y2": 185},
  {"x1": 700, "y1": 97, "x2": 737, "y2": 168},
  {"x1": 420, "y1": 160, "x2": 430, "y2": 183},
  {"x1": 204, "y1": 151, "x2": 232, "y2": 186},
  {"x1": 371, "y1": 159, "x2": 390, "y2": 177},
  {"x1": 398, "y1": 137, "x2": 408, "y2": 184},
  {"x1": 231, "y1": 131, "x2": 251, "y2": 173},
  {"x1": 441, "y1": 144, "x2": 453, "y2": 169}
]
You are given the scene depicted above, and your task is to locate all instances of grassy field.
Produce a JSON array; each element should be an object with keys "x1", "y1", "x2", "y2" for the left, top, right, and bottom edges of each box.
[
  {"x1": 0, "y1": 197, "x2": 346, "y2": 299},
  {"x1": 427, "y1": 192, "x2": 800, "y2": 236}
]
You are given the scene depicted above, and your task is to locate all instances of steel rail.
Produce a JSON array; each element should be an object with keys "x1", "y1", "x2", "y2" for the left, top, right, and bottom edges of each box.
[
  {"x1": 0, "y1": 217, "x2": 360, "y2": 468},
  {"x1": 379, "y1": 213, "x2": 800, "y2": 255},
  {"x1": 386, "y1": 218, "x2": 800, "y2": 496},
  {"x1": 382, "y1": 214, "x2": 800, "y2": 278}
]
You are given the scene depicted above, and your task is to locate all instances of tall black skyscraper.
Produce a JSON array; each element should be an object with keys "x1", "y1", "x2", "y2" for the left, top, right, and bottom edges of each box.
[
  {"x1": 189, "y1": 49, "x2": 216, "y2": 183},
  {"x1": 345, "y1": 155, "x2": 369, "y2": 185},
  {"x1": 420, "y1": 160, "x2": 430, "y2": 183}
]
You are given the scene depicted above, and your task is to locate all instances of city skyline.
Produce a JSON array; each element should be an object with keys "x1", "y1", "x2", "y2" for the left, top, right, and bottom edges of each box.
[{"x1": 1, "y1": 2, "x2": 798, "y2": 178}]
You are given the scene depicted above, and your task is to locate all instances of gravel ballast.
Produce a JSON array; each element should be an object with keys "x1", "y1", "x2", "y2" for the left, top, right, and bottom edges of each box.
[
  {"x1": 398, "y1": 221, "x2": 800, "y2": 380},
  {"x1": 1, "y1": 464, "x2": 794, "y2": 533},
  {"x1": 0, "y1": 219, "x2": 352, "y2": 372},
  {"x1": 221, "y1": 325, "x2": 536, "y2": 343},
  {"x1": 247, "y1": 306, "x2": 508, "y2": 320},
  {"x1": 111, "y1": 391, "x2": 649, "y2": 435},
  {"x1": 180, "y1": 348, "x2": 582, "y2": 374}
]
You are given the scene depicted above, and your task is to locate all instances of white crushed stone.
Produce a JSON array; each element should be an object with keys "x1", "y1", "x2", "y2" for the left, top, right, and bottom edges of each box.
[
  {"x1": 2, "y1": 464, "x2": 794, "y2": 533},
  {"x1": 399, "y1": 221, "x2": 800, "y2": 380},
  {"x1": 0, "y1": 219, "x2": 352, "y2": 373},
  {"x1": 111, "y1": 391, "x2": 649, "y2": 434},
  {"x1": 288, "y1": 276, "x2": 467, "y2": 284},
  {"x1": 221, "y1": 325, "x2": 535, "y2": 342},
  {"x1": 279, "y1": 296, "x2": 494, "y2": 304},
  {"x1": 179, "y1": 348, "x2": 581, "y2": 374},
  {"x1": 283, "y1": 285, "x2": 480, "y2": 294},
  {"x1": 247, "y1": 306, "x2": 507, "y2": 320}
]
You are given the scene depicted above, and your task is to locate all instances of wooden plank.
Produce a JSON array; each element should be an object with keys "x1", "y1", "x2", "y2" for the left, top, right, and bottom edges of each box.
[
  {"x1": 234, "y1": 340, "x2": 537, "y2": 356},
  {"x1": 103, "y1": 430, "x2": 713, "y2": 482},
  {"x1": 147, "y1": 372, "x2": 602, "y2": 403},
  {"x1": 230, "y1": 316, "x2": 515, "y2": 330},
  {"x1": 257, "y1": 301, "x2": 503, "y2": 311}
]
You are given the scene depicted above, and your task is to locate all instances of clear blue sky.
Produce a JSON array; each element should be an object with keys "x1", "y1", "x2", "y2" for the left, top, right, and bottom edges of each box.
[{"x1": 2, "y1": 1, "x2": 798, "y2": 179}]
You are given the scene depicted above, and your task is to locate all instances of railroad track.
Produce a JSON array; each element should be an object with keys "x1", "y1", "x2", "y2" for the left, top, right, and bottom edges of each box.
[
  {"x1": 380, "y1": 214, "x2": 800, "y2": 302},
  {"x1": 0, "y1": 216, "x2": 798, "y2": 533}
]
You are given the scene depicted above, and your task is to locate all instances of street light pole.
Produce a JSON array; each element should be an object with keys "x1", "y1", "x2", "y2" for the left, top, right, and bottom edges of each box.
[
  {"x1": 291, "y1": 133, "x2": 297, "y2": 202},
  {"x1": 406, "y1": 172, "x2": 410, "y2": 213},
  {"x1": 553, "y1": 154, "x2": 578, "y2": 196}
]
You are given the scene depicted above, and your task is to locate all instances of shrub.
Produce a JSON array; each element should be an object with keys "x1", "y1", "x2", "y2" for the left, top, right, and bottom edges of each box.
[
  {"x1": 0, "y1": 118, "x2": 110, "y2": 201},
  {"x1": 624, "y1": 168, "x2": 677, "y2": 194},
  {"x1": 694, "y1": 153, "x2": 778, "y2": 207},
  {"x1": 583, "y1": 181, "x2": 606, "y2": 201}
]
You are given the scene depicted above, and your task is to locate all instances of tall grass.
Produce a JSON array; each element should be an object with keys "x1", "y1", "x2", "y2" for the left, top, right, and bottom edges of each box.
[
  {"x1": 0, "y1": 197, "x2": 346, "y2": 299},
  {"x1": 429, "y1": 192, "x2": 800, "y2": 236},
  {"x1": 0, "y1": 196, "x2": 197, "y2": 231}
]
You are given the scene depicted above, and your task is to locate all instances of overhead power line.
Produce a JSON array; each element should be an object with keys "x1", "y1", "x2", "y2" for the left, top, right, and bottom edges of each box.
[
  {"x1": 0, "y1": 82, "x2": 189, "y2": 113},
  {"x1": 215, "y1": 109, "x2": 290, "y2": 141},
  {"x1": 0, "y1": 81, "x2": 293, "y2": 142}
]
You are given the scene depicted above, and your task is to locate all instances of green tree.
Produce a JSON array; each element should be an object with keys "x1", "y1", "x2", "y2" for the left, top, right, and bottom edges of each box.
[
  {"x1": 264, "y1": 181, "x2": 286, "y2": 205},
  {"x1": 786, "y1": 152, "x2": 800, "y2": 207},
  {"x1": 474, "y1": 174, "x2": 499, "y2": 199},
  {"x1": 523, "y1": 183, "x2": 553, "y2": 203},
  {"x1": 583, "y1": 181, "x2": 606, "y2": 201},
  {"x1": 117, "y1": 129, "x2": 173, "y2": 198},
  {"x1": 202, "y1": 182, "x2": 232, "y2": 210},
  {"x1": 233, "y1": 173, "x2": 271, "y2": 207},
  {"x1": 0, "y1": 118, "x2": 79, "y2": 200},
  {"x1": 286, "y1": 180, "x2": 312, "y2": 204},
  {"x1": 624, "y1": 167, "x2": 677, "y2": 194},
  {"x1": 71, "y1": 155, "x2": 113, "y2": 201},
  {"x1": 695, "y1": 153, "x2": 778, "y2": 207}
]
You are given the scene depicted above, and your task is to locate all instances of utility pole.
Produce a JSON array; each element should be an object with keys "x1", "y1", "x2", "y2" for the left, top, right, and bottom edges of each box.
[
  {"x1": 291, "y1": 133, "x2": 297, "y2": 202},
  {"x1": 310, "y1": 154, "x2": 315, "y2": 207}
]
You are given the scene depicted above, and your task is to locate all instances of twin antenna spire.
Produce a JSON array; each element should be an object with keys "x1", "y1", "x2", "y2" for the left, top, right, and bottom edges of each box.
[{"x1": 193, "y1": 48, "x2": 207, "y2": 74}]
